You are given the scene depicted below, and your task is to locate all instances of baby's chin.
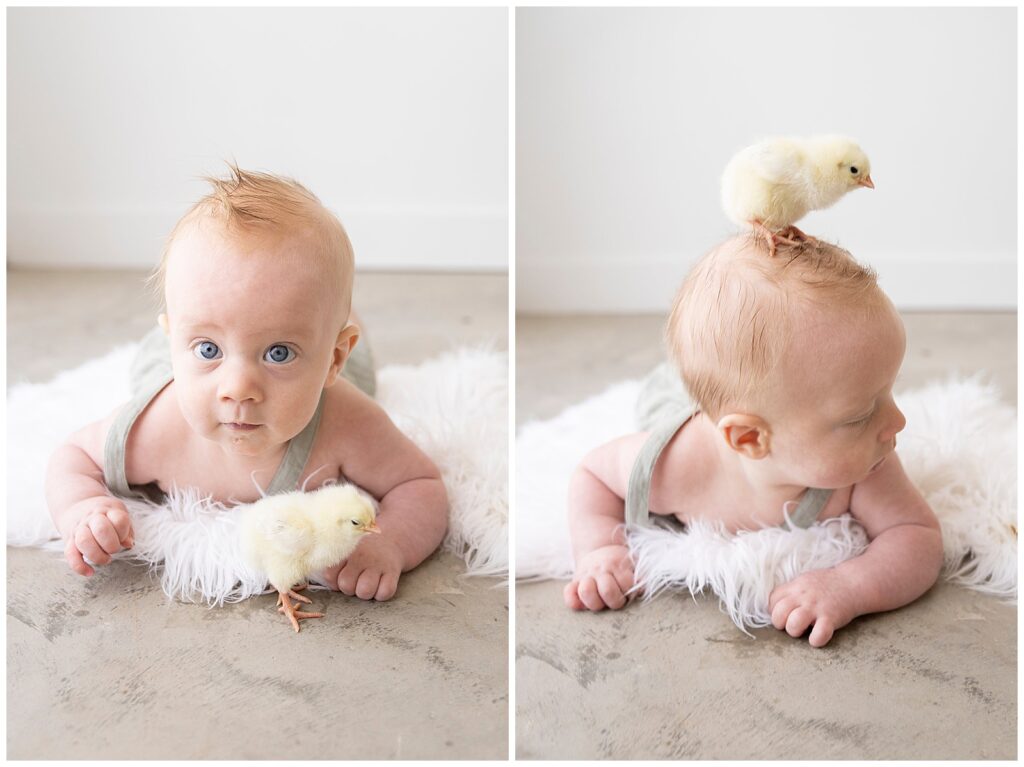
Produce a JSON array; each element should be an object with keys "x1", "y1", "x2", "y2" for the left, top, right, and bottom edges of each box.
[
  {"x1": 807, "y1": 465, "x2": 880, "y2": 489},
  {"x1": 791, "y1": 464, "x2": 867, "y2": 490},
  {"x1": 203, "y1": 424, "x2": 286, "y2": 458}
]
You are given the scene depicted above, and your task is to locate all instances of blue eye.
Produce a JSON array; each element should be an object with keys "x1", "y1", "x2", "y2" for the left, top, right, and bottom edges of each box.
[
  {"x1": 264, "y1": 345, "x2": 295, "y2": 364},
  {"x1": 194, "y1": 341, "x2": 221, "y2": 360}
]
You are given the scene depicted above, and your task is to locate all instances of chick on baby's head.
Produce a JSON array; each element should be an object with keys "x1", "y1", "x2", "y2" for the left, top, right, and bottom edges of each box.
[
  {"x1": 806, "y1": 135, "x2": 874, "y2": 193},
  {"x1": 665, "y1": 234, "x2": 890, "y2": 421}
]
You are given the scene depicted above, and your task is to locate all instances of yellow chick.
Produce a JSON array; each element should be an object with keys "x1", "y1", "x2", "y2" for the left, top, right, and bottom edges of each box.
[
  {"x1": 721, "y1": 135, "x2": 874, "y2": 255},
  {"x1": 240, "y1": 483, "x2": 380, "y2": 632}
]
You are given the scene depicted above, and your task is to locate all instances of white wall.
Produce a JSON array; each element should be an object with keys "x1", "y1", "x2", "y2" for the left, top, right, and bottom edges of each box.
[
  {"x1": 8, "y1": 7, "x2": 508, "y2": 271},
  {"x1": 517, "y1": 7, "x2": 1017, "y2": 312}
]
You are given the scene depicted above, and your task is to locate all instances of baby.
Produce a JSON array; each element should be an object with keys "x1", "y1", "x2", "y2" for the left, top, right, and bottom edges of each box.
[
  {"x1": 565, "y1": 235, "x2": 943, "y2": 647},
  {"x1": 45, "y1": 166, "x2": 448, "y2": 602}
]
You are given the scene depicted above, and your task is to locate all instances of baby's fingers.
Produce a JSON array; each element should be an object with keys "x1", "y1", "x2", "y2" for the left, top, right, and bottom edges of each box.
[
  {"x1": 376, "y1": 571, "x2": 399, "y2": 602},
  {"x1": 103, "y1": 505, "x2": 134, "y2": 548},
  {"x1": 355, "y1": 570, "x2": 382, "y2": 601},
  {"x1": 767, "y1": 583, "x2": 793, "y2": 615},
  {"x1": 563, "y1": 581, "x2": 585, "y2": 610},
  {"x1": 577, "y1": 577, "x2": 606, "y2": 611},
  {"x1": 75, "y1": 525, "x2": 111, "y2": 566},
  {"x1": 596, "y1": 573, "x2": 627, "y2": 610},
  {"x1": 88, "y1": 515, "x2": 123, "y2": 557},
  {"x1": 335, "y1": 562, "x2": 359, "y2": 596},
  {"x1": 808, "y1": 619, "x2": 835, "y2": 648},
  {"x1": 770, "y1": 597, "x2": 796, "y2": 631},
  {"x1": 612, "y1": 567, "x2": 637, "y2": 602},
  {"x1": 785, "y1": 607, "x2": 815, "y2": 639},
  {"x1": 64, "y1": 539, "x2": 94, "y2": 577}
]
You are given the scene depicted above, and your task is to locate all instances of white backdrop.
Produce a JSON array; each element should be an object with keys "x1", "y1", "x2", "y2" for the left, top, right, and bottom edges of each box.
[
  {"x1": 8, "y1": 7, "x2": 508, "y2": 271},
  {"x1": 517, "y1": 7, "x2": 1017, "y2": 312}
]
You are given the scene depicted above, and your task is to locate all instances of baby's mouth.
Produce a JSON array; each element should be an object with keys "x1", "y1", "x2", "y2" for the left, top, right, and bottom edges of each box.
[{"x1": 224, "y1": 422, "x2": 261, "y2": 432}]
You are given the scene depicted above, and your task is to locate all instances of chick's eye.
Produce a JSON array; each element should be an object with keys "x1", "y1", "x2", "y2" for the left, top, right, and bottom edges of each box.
[
  {"x1": 194, "y1": 341, "x2": 221, "y2": 360},
  {"x1": 264, "y1": 345, "x2": 295, "y2": 364},
  {"x1": 351, "y1": 519, "x2": 359, "y2": 526},
  {"x1": 850, "y1": 166, "x2": 859, "y2": 175}
]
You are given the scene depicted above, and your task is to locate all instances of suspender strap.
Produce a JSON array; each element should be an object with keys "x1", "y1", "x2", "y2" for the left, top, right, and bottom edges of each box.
[
  {"x1": 264, "y1": 391, "x2": 326, "y2": 495},
  {"x1": 103, "y1": 373, "x2": 174, "y2": 500},
  {"x1": 784, "y1": 487, "x2": 834, "y2": 530},
  {"x1": 625, "y1": 409, "x2": 694, "y2": 528}
]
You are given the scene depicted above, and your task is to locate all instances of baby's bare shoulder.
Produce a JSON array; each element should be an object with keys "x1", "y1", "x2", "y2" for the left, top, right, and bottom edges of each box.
[
  {"x1": 317, "y1": 380, "x2": 391, "y2": 446},
  {"x1": 648, "y1": 423, "x2": 713, "y2": 515},
  {"x1": 579, "y1": 432, "x2": 650, "y2": 499},
  {"x1": 123, "y1": 382, "x2": 188, "y2": 486},
  {"x1": 314, "y1": 382, "x2": 438, "y2": 497},
  {"x1": 66, "y1": 407, "x2": 122, "y2": 470}
]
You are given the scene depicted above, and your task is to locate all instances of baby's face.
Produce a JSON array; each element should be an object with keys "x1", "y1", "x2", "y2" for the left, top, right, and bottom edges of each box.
[
  {"x1": 162, "y1": 222, "x2": 346, "y2": 459},
  {"x1": 761, "y1": 297, "x2": 907, "y2": 489}
]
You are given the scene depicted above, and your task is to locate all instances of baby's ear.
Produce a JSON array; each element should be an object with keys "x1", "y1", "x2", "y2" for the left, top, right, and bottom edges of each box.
[
  {"x1": 325, "y1": 324, "x2": 360, "y2": 387},
  {"x1": 716, "y1": 413, "x2": 771, "y2": 459}
]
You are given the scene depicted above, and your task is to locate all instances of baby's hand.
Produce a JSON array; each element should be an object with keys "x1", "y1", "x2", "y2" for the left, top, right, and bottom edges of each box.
[
  {"x1": 323, "y1": 534, "x2": 403, "y2": 602},
  {"x1": 63, "y1": 497, "x2": 134, "y2": 577},
  {"x1": 768, "y1": 568, "x2": 857, "y2": 648},
  {"x1": 564, "y1": 544, "x2": 636, "y2": 611}
]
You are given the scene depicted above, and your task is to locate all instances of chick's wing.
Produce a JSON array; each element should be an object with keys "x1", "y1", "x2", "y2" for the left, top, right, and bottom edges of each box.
[
  {"x1": 746, "y1": 139, "x2": 804, "y2": 185},
  {"x1": 241, "y1": 496, "x2": 317, "y2": 564},
  {"x1": 259, "y1": 513, "x2": 316, "y2": 558}
]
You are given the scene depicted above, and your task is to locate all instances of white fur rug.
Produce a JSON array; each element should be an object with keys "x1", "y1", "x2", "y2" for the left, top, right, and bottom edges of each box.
[
  {"x1": 517, "y1": 376, "x2": 1017, "y2": 630},
  {"x1": 7, "y1": 344, "x2": 509, "y2": 602}
]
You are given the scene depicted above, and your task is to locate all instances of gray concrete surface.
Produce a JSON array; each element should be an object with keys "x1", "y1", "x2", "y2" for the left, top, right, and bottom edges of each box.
[
  {"x1": 515, "y1": 311, "x2": 1017, "y2": 760},
  {"x1": 7, "y1": 268, "x2": 509, "y2": 760}
]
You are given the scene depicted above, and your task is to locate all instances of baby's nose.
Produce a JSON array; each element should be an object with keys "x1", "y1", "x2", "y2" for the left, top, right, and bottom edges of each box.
[
  {"x1": 879, "y1": 403, "x2": 907, "y2": 442},
  {"x1": 218, "y1": 363, "x2": 262, "y2": 403}
]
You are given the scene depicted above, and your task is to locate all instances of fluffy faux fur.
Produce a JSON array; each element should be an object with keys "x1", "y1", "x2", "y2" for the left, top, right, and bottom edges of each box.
[
  {"x1": 8, "y1": 344, "x2": 508, "y2": 602},
  {"x1": 629, "y1": 515, "x2": 869, "y2": 632},
  {"x1": 517, "y1": 375, "x2": 1016, "y2": 630}
]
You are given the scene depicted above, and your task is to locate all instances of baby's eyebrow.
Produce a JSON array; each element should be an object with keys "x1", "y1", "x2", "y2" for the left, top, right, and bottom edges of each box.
[
  {"x1": 178, "y1": 320, "x2": 222, "y2": 333},
  {"x1": 178, "y1": 321, "x2": 314, "y2": 341}
]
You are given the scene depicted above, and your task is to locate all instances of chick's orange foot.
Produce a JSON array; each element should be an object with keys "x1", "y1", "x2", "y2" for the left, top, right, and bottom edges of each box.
[
  {"x1": 275, "y1": 587, "x2": 324, "y2": 633},
  {"x1": 779, "y1": 225, "x2": 817, "y2": 247},
  {"x1": 750, "y1": 221, "x2": 817, "y2": 257}
]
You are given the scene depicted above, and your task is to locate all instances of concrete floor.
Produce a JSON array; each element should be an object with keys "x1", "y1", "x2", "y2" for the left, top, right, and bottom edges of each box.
[
  {"x1": 7, "y1": 268, "x2": 509, "y2": 760},
  {"x1": 515, "y1": 311, "x2": 1017, "y2": 760}
]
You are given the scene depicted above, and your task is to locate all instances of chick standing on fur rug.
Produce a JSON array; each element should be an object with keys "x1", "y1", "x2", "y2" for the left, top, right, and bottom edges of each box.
[
  {"x1": 721, "y1": 135, "x2": 874, "y2": 256},
  {"x1": 241, "y1": 483, "x2": 380, "y2": 632}
]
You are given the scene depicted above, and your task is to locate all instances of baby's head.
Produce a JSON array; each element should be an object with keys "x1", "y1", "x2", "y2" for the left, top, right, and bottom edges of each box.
[
  {"x1": 666, "y1": 235, "x2": 907, "y2": 489},
  {"x1": 154, "y1": 164, "x2": 358, "y2": 458}
]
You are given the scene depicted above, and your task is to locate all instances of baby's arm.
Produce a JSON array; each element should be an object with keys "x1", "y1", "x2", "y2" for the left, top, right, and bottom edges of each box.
[
  {"x1": 564, "y1": 433, "x2": 646, "y2": 611},
  {"x1": 769, "y1": 453, "x2": 942, "y2": 647},
  {"x1": 45, "y1": 412, "x2": 134, "y2": 576},
  {"x1": 320, "y1": 390, "x2": 448, "y2": 601}
]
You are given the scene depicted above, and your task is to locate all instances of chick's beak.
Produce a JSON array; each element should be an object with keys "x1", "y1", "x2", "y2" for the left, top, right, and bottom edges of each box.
[
  {"x1": 858, "y1": 175, "x2": 875, "y2": 189},
  {"x1": 363, "y1": 521, "x2": 382, "y2": 534}
]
